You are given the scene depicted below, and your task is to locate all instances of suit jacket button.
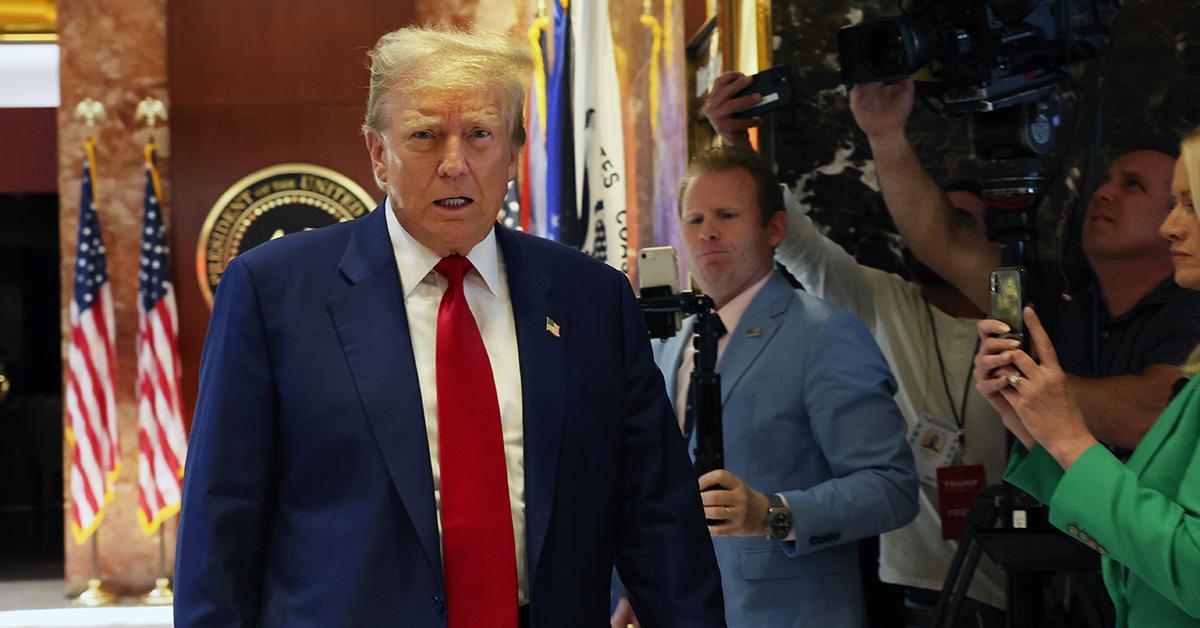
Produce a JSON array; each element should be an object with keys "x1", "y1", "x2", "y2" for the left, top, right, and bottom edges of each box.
[{"x1": 432, "y1": 594, "x2": 444, "y2": 614}]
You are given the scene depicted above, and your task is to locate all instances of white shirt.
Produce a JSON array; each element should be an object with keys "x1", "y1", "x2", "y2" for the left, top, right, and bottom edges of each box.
[
  {"x1": 384, "y1": 201, "x2": 528, "y2": 605},
  {"x1": 775, "y1": 187, "x2": 1007, "y2": 609}
]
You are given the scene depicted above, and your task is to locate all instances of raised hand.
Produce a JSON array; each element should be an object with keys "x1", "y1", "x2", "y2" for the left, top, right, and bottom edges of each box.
[
  {"x1": 849, "y1": 79, "x2": 915, "y2": 141},
  {"x1": 701, "y1": 71, "x2": 762, "y2": 148},
  {"x1": 974, "y1": 318, "x2": 1036, "y2": 449},
  {"x1": 996, "y1": 307, "x2": 1097, "y2": 469}
]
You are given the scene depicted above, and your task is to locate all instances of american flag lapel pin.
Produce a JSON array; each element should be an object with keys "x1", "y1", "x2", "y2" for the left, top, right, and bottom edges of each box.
[
  {"x1": 746, "y1": 326, "x2": 762, "y2": 338},
  {"x1": 545, "y1": 316, "x2": 561, "y2": 338}
]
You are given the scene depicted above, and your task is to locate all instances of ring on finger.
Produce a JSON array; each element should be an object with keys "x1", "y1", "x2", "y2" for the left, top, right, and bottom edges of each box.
[
  {"x1": 725, "y1": 506, "x2": 733, "y2": 517},
  {"x1": 1008, "y1": 373, "x2": 1023, "y2": 387}
]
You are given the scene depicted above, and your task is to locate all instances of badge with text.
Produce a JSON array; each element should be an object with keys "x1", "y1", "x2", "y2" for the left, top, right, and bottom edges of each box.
[
  {"x1": 936, "y1": 464, "x2": 986, "y2": 540},
  {"x1": 906, "y1": 413, "x2": 962, "y2": 486}
]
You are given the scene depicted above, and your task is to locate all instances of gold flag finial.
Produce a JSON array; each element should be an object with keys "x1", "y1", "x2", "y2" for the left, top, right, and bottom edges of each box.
[
  {"x1": 135, "y1": 97, "x2": 168, "y2": 129},
  {"x1": 73, "y1": 98, "x2": 106, "y2": 139}
]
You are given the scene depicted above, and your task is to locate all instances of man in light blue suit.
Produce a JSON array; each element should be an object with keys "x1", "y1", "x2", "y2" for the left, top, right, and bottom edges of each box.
[{"x1": 613, "y1": 146, "x2": 917, "y2": 628}]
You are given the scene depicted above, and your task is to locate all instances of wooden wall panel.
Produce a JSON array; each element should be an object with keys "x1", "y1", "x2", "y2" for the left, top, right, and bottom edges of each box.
[
  {"x1": 167, "y1": 2, "x2": 414, "y2": 427},
  {"x1": 169, "y1": 0, "x2": 415, "y2": 107},
  {"x1": 0, "y1": 108, "x2": 57, "y2": 194}
]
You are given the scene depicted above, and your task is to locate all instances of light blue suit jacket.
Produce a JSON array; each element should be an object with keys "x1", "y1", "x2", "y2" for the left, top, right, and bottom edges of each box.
[{"x1": 655, "y1": 272, "x2": 918, "y2": 627}]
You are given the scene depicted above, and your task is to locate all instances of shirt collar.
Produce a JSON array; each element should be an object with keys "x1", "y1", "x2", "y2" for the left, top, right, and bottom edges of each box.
[
  {"x1": 714, "y1": 271, "x2": 772, "y2": 335},
  {"x1": 383, "y1": 197, "x2": 502, "y2": 297}
]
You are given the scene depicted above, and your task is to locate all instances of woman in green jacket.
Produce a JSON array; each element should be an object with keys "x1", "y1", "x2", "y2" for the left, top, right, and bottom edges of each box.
[{"x1": 973, "y1": 127, "x2": 1200, "y2": 627}]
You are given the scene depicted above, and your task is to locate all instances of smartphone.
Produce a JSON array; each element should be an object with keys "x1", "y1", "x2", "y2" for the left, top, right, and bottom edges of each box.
[
  {"x1": 638, "y1": 247, "x2": 682, "y2": 338},
  {"x1": 989, "y1": 266, "x2": 1029, "y2": 354},
  {"x1": 638, "y1": 246, "x2": 680, "y2": 293},
  {"x1": 731, "y1": 65, "x2": 795, "y2": 119}
]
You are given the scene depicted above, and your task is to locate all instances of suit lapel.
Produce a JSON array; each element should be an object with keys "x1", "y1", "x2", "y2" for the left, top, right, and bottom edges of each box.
[
  {"x1": 326, "y1": 206, "x2": 443, "y2": 584},
  {"x1": 718, "y1": 273, "x2": 790, "y2": 399},
  {"x1": 495, "y1": 227, "x2": 567, "y2": 587}
]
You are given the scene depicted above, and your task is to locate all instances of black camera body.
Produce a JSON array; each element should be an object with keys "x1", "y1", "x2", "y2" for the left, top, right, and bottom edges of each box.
[{"x1": 837, "y1": 0, "x2": 1118, "y2": 115}]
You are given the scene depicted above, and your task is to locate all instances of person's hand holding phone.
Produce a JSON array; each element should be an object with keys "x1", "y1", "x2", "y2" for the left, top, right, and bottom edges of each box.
[
  {"x1": 700, "y1": 71, "x2": 761, "y2": 148},
  {"x1": 974, "y1": 318, "x2": 1035, "y2": 449},
  {"x1": 995, "y1": 307, "x2": 1096, "y2": 469}
]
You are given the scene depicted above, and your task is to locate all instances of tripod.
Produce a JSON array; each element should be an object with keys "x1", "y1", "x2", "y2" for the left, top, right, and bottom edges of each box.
[
  {"x1": 637, "y1": 287, "x2": 724, "y2": 475},
  {"x1": 932, "y1": 484, "x2": 1111, "y2": 628}
]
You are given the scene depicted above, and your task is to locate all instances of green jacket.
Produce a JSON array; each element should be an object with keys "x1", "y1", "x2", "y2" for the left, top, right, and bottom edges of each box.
[{"x1": 1005, "y1": 376, "x2": 1200, "y2": 627}]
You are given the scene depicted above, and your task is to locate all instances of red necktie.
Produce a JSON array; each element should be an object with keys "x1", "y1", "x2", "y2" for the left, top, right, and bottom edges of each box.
[{"x1": 434, "y1": 255, "x2": 518, "y2": 628}]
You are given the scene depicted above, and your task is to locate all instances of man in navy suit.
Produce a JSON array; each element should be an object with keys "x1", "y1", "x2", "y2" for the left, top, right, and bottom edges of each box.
[
  {"x1": 613, "y1": 146, "x2": 917, "y2": 628},
  {"x1": 174, "y1": 26, "x2": 724, "y2": 628}
]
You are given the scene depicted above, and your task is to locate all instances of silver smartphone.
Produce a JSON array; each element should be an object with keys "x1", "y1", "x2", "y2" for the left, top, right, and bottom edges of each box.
[
  {"x1": 638, "y1": 246, "x2": 680, "y2": 294},
  {"x1": 638, "y1": 246, "x2": 682, "y2": 336}
]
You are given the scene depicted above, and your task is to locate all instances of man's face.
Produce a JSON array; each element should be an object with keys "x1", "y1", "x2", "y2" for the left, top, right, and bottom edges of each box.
[
  {"x1": 365, "y1": 89, "x2": 519, "y2": 256},
  {"x1": 1082, "y1": 150, "x2": 1176, "y2": 262},
  {"x1": 679, "y1": 168, "x2": 785, "y2": 309}
]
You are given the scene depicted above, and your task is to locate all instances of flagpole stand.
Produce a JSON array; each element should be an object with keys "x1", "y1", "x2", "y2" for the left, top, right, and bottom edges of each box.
[
  {"x1": 141, "y1": 577, "x2": 174, "y2": 605},
  {"x1": 73, "y1": 531, "x2": 116, "y2": 606},
  {"x1": 141, "y1": 524, "x2": 174, "y2": 605},
  {"x1": 73, "y1": 578, "x2": 117, "y2": 607}
]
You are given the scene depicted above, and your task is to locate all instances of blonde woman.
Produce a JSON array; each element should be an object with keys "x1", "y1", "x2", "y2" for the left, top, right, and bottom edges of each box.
[{"x1": 973, "y1": 127, "x2": 1200, "y2": 627}]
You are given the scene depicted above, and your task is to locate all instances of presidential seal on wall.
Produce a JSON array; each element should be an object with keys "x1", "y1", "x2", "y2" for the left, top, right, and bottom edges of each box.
[{"x1": 196, "y1": 163, "x2": 377, "y2": 307}]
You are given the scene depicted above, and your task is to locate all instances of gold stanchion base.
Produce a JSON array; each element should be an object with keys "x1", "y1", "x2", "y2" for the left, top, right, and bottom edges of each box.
[
  {"x1": 141, "y1": 577, "x2": 174, "y2": 606},
  {"x1": 72, "y1": 578, "x2": 117, "y2": 607}
]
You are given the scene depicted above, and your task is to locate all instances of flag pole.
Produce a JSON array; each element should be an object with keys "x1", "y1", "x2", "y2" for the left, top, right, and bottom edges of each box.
[
  {"x1": 69, "y1": 100, "x2": 116, "y2": 608},
  {"x1": 73, "y1": 531, "x2": 116, "y2": 606},
  {"x1": 141, "y1": 524, "x2": 174, "y2": 605},
  {"x1": 132, "y1": 101, "x2": 177, "y2": 606}
]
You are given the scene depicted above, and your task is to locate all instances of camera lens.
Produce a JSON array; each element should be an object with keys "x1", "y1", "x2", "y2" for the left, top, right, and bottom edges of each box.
[
  {"x1": 862, "y1": 22, "x2": 908, "y2": 76},
  {"x1": 860, "y1": 17, "x2": 934, "y2": 81}
]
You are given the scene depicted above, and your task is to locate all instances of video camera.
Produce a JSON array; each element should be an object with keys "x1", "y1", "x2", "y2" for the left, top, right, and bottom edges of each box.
[
  {"x1": 838, "y1": 0, "x2": 1118, "y2": 117},
  {"x1": 838, "y1": 0, "x2": 1119, "y2": 225}
]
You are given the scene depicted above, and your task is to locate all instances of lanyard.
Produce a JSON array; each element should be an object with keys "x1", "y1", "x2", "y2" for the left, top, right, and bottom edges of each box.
[{"x1": 925, "y1": 302, "x2": 979, "y2": 437}]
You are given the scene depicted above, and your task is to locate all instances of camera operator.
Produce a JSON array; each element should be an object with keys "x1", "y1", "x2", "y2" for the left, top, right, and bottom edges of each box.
[
  {"x1": 705, "y1": 71, "x2": 1009, "y2": 628},
  {"x1": 611, "y1": 146, "x2": 917, "y2": 628},
  {"x1": 845, "y1": 78, "x2": 1200, "y2": 454}
]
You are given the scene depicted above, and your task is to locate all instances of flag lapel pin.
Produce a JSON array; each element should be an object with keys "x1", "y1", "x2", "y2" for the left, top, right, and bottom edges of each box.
[
  {"x1": 545, "y1": 316, "x2": 561, "y2": 338},
  {"x1": 746, "y1": 327, "x2": 762, "y2": 338}
]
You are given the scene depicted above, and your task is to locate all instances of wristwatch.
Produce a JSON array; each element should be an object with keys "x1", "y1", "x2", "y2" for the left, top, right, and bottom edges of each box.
[{"x1": 764, "y1": 493, "x2": 793, "y2": 540}]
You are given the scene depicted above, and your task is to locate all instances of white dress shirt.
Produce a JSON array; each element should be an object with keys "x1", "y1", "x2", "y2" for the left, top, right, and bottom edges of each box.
[{"x1": 384, "y1": 201, "x2": 528, "y2": 605}]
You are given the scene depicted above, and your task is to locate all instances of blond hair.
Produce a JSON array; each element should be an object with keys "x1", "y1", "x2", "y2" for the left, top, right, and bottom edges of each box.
[
  {"x1": 361, "y1": 25, "x2": 531, "y2": 146},
  {"x1": 1178, "y1": 127, "x2": 1200, "y2": 375}
]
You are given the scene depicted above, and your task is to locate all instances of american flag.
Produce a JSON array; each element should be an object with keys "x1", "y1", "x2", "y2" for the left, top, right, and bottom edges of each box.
[
  {"x1": 135, "y1": 143, "x2": 187, "y2": 535},
  {"x1": 66, "y1": 142, "x2": 119, "y2": 545}
]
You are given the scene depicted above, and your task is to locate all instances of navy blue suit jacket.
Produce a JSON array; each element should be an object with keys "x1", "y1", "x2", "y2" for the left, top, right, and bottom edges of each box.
[{"x1": 175, "y1": 206, "x2": 725, "y2": 628}]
